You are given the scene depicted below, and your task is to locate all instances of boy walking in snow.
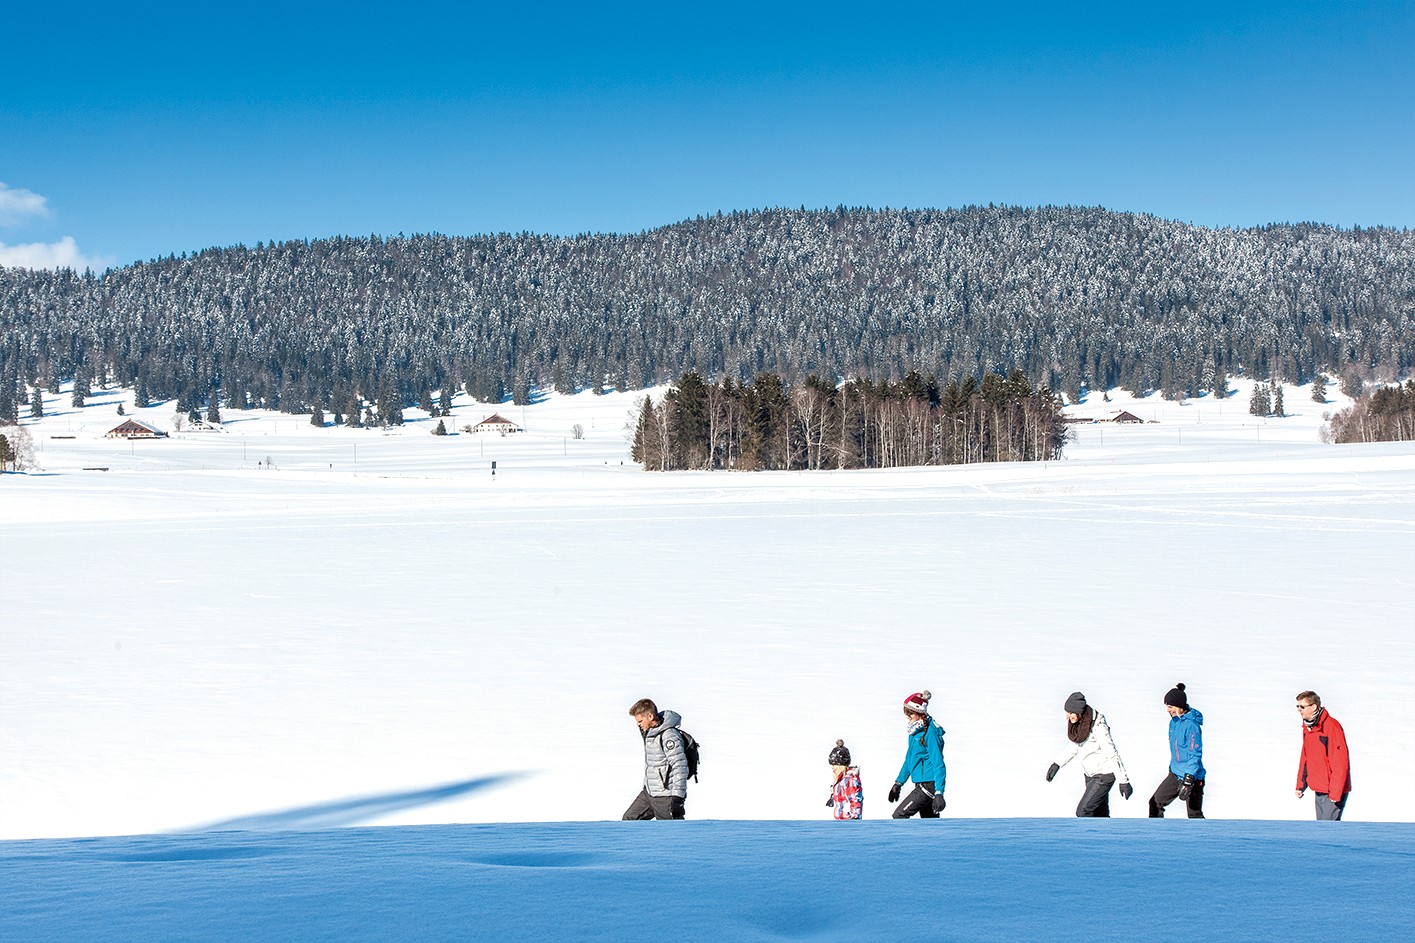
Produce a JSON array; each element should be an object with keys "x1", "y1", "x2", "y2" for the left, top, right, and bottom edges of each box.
[
  {"x1": 1148, "y1": 683, "x2": 1205, "y2": 818},
  {"x1": 1295, "y1": 691, "x2": 1351, "y2": 820},
  {"x1": 888, "y1": 691, "x2": 947, "y2": 818},
  {"x1": 1045, "y1": 691, "x2": 1133, "y2": 816},
  {"x1": 826, "y1": 740, "x2": 863, "y2": 820},
  {"x1": 622, "y1": 698, "x2": 689, "y2": 820}
]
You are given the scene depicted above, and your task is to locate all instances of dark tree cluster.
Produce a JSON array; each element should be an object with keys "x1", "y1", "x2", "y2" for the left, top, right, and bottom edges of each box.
[
  {"x1": 1248, "y1": 380, "x2": 1285, "y2": 417},
  {"x1": 632, "y1": 369, "x2": 1068, "y2": 471},
  {"x1": 1326, "y1": 381, "x2": 1415, "y2": 443},
  {"x1": 1, "y1": 206, "x2": 1412, "y2": 425}
]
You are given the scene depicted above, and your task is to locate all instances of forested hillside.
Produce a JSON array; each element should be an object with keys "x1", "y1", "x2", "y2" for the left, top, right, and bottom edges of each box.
[{"x1": 2, "y1": 206, "x2": 1412, "y2": 421}]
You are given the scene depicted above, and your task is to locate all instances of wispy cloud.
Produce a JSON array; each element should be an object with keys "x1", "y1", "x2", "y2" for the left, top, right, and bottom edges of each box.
[
  {"x1": 0, "y1": 181, "x2": 50, "y2": 226},
  {"x1": 0, "y1": 236, "x2": 114, "y2": 272}
]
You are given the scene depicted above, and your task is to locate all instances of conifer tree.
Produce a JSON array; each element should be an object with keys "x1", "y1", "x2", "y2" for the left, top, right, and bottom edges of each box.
[
  {"x1": 667, "y1": 371, "x2": 711, "y2": 469},
  {"x1": 1249, "y1": 381, "x2": 1272, "y2": 417},
  {"x1": 1212, "y1": 365, "x2": 1228, "y2": 399},
  {"x1": 72, "y1": 369, "x2": 90, "y2": 408},
  {"x1": 1340, "y1": 371, "x2": 1364, "y2": 400}
]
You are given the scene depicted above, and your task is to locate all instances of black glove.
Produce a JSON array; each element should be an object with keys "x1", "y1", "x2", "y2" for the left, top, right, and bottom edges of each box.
[
  {"x1": 1045, "y1": 763, "x2": 1060, "y2": 783},
  {"x1": 931, "y1": 793, "x2": 947, "y2": 814},
  {"x1": 1119, "y1": 782, "x2": 1133, "y2": 800},
  {"x1": 1177, "y1": 774, "x2": 1195, "y2": 801},
  {"x1": 826, "y1": 796, "x2": 835, "y2": 807},
  {"x1": 888, "y1": 782, "x2": 902, "y2": 803}
]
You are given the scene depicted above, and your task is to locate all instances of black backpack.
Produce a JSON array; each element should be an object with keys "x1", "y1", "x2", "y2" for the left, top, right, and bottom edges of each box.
[{"x1": 678, "y1": 729, "x2": 701, "y2": 782}]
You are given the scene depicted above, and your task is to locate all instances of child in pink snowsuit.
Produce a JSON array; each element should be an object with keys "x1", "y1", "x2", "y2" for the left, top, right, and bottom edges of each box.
[{"x1": 827, "y1": 739, "x2": 863, "y2": 820}]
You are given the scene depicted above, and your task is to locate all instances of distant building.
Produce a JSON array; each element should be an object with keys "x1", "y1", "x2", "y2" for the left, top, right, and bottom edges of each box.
[
  {"x1": 106, "y1": 419, "x2": 166, "y2": 439},
  {"x1": 472, "y1": 413, "x2": 522, "y2": 435},
  {"x1": 1111, "y1": 411, "x2": 1145, "y2": 424},
  {"x1": 184, "y1": 418, "x2": 228, "y2": 433}
]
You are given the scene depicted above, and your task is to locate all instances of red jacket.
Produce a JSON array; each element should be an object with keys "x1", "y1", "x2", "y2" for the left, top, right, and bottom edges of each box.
[{"x1": 1297, "y1": 709, "x2": 1351, "y2": 800}]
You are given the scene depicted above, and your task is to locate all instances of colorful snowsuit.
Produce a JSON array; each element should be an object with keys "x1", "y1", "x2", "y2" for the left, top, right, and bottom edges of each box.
[{"x1": 830, "y1": 767, "x2": 864, "y2": 820}]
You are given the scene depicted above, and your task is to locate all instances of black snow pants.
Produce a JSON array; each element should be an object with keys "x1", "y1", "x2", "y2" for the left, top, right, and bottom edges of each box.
[
  {"x1": 622, "y1": 789, "x2": 685, "y2": 820},
  {"x1": 1076, "y1": 772, "x2": 1115, "y2": 817},
  {"x1": 1148, "y1": 771, "x2": 1205, "y2": 818},
  {"x1": 892, "y1": 783, "x2": 939, "y2": 819}
]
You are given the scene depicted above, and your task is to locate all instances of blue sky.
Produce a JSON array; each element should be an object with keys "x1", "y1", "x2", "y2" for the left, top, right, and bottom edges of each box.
[{"x1": 2, "y1": 1, "x2": 1412, "y2": 270}]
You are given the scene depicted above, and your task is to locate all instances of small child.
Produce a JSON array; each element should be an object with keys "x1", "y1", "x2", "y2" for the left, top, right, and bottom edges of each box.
[{"x1": 826, "y1": 739, "x2": 863, "y2": 819}]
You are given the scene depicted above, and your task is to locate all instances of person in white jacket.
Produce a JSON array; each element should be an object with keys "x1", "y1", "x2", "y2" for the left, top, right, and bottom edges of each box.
[{"x1": 1045, "y1": 692, "x2": 1133, "y2": 817}]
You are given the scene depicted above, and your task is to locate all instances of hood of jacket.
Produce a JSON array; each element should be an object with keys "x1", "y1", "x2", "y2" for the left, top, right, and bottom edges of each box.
[{"x1": 646, "y1": 709, "x2": 682, "y2": 740}]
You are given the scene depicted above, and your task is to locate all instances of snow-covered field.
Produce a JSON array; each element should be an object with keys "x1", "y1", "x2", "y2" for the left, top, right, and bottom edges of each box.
[
  {"x1": 3, "y1": 378, "x2": 1413, "y2": 836},
  {"x1": 2, "y1": 378, "x2": 1413, "y2": 939}
]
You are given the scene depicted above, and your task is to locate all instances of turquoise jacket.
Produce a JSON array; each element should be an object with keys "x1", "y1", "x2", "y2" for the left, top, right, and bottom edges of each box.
[
  {"x1": 895, "y1": 716, "x2": 947, "y2": 792},
  {"x1": 1168, "y1": 708, "x2": 1206, "y2": 779}
]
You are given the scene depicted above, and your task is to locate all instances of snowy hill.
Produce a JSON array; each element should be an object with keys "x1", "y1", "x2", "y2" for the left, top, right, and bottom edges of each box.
[{"x1": 4, "y1": 820, "x2": 1413, "y2": 942}]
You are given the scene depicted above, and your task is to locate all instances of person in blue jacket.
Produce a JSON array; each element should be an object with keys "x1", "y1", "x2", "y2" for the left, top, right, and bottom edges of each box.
[
  {"x1": 1148, "y1": 682, "x2": 1206, "y2": 818},
  {"x1": 888, "y1": 690, "x2": 947, "y2": 818}
]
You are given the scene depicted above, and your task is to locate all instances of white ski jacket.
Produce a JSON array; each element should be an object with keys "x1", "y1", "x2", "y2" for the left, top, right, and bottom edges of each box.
[{"x1": 1054, "y1": 710, "x2": 1130, "y2": 783}]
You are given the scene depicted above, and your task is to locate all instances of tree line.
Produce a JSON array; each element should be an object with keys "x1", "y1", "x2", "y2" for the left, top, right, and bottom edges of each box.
[
  {"x1": 1325, "y1": 382, "x2": 1415, "y2": 443},
  {"x1": 2, "y1": 206, "x2": 1412, "y2": 426},
  {"x1": 632, "y1": 370, "x2": 1068, "y2": 471}
]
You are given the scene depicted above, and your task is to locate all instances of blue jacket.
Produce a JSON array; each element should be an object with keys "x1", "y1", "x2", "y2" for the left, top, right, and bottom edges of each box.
[
  {"x1": 1168, "y1": 708, "x2": 1205, "y2": 779},
  {"x1": 896, "y1": 716, "x2": 946, "y2": 792}
]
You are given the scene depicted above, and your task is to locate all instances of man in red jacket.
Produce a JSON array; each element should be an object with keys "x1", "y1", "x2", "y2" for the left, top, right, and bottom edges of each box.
[{"x1": 1295, "y1": 691, "x2": 1351, "y2": 820}]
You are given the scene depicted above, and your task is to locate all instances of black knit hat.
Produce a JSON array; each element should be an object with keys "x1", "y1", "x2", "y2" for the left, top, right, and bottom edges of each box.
[
  {"x1": 1164, "y1": 683, "x2": 1188, "y2": 710},
  {"x1": 828, "y1": 739, "x2": 851, "y2": 766},
  {"x1": 1064, "y1": 692, "x2": 1088, "y2": 715}
]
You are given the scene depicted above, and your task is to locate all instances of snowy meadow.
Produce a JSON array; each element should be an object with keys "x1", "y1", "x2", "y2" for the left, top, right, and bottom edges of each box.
[{"x1": 3, "y1": 379, "x2": 1413, "y2": 939}]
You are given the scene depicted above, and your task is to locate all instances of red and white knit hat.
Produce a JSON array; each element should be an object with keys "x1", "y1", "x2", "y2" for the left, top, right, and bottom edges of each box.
[{"x1": 903, "y1": 690, "x2": 932, "y2": 714}]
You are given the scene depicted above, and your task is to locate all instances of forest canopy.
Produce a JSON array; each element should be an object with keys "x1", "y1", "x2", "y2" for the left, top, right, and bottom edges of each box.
[{"x1": 2, "y1": 206, "x2": 1412, "y2": 422}]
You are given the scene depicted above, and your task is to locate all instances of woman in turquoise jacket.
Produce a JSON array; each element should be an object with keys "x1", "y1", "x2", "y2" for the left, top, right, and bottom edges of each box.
[{"x1": 888, "y1": 690, "x2": 947, "y2": 818}]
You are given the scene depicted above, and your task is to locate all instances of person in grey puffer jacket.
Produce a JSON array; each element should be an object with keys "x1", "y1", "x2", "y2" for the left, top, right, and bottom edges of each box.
[{"x1": 622, "y1": 697, "x2": 689, "y2": 820}]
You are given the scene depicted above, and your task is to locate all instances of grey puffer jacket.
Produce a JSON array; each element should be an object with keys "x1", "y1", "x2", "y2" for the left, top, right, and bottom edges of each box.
[{"x1": 641, "y1": 710, "x2": 689, "y2": 798}]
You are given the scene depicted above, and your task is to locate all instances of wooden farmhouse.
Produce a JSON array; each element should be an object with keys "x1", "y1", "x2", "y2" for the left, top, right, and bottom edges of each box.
[
  {"x1": 472, "y1": 413, "x2": 522, "y2": 435},
  {"x1": 1110, "y1": 410, "x2": 1146, "y2": 424},
  {"x1": 106, "y1": 419, "x2": 167, "y2": 439}
]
